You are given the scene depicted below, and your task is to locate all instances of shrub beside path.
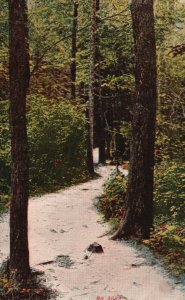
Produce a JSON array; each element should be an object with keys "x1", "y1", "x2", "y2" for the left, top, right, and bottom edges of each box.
[{"x1": 0, "y1": 163, "x2": 184, "y2": 300}]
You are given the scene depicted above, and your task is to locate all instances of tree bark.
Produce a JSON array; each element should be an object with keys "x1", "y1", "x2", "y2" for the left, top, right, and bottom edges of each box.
[
  {"x1": 88, "y1": 0, "x2": 98, "y2": 150},
  {"x1": 86, "y1": 0, "x2": 100, "y2": 174},
  {"x1": 70, "y1": 0, "x2": 78, "y2": 100},
  {"x1": 98, "y1": 111, "x2": 106, "y2": 164},
  {"x1": 112, "y1": 0, "x2": 157, "y2": 240},
  {"x1": 9, "y1": 0, "x2": 30, "y2": 281},
  {"x1": 95, "y1": 0, "x2": 106, "y2": 164},
  {"x1": 86, "y1": 108, "x2": 95, "y2": 175},
  {"x1": 98, "y1": 95, "x2": 106, "y2": 164}
]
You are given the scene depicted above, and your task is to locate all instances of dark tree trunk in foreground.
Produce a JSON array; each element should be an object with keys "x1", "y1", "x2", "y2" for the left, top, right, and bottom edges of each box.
[
  {"x1": 70, "y1": 0, "x2": 78, "y2": 100},
  {"x1": 112, "y1": 0, "x2": 157, "y2": 240},
  {"x1": 9, "y1": 0, "x2": 30, "y2": 281}
]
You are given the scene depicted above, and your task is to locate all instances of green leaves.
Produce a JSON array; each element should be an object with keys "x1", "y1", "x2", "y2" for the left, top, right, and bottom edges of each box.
[
  {"x1": 144, "y1": 221, "x2": 185, "y2": 278},
  {"x1": 154, "y1": 161, "x2": 185, "y2": 221},
  {"x1": 28, "y1": 96, "x2": 87, "y2": 192},
  {"x1": 0, "y1": 96, "x2": 87, "y2": 197},
  {"x1": 96, "y1": 170, "x2": 127, "y2": 220},
  {"x1": 97, "y1": 159, "x2": 185, "y2": 279}
]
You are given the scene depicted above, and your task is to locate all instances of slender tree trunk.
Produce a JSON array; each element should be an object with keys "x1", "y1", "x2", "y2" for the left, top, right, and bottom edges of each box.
[
  {"x1": 87, "y1": 0, "x2": 100, "y2": 174},
  {"x1": 106, "y1": 131, "x2": 112, "y2": 160},
  {"x1": 98, "y1": 94, "x2": 106, "y2": 164},
  {"x1": 70, "y1": 0, "x2": 78, "y2": 100},
  {"x1": 112, "y1": 0, "x2": 157, "y2": 240},
  {"x1": 95, "y1": 0, "x2": 106, "y2": 164},
  {"x1": 89, "y1": 0, "x2": 98, "y2": 150},
  {"x1": 86, "y1": 108, "x2": 95, "y2": 175},
  {"x1": 98, "y1": 112, "x2": 106, "y2": 163},
  {"x1": 9, "y1": 0, "x2": 30, "y2": 281}
]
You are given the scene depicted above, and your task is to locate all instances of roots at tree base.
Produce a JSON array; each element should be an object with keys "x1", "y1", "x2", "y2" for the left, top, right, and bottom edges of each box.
[{"x1": 110, "y1": 215, "x2": 151, "y2": 241}]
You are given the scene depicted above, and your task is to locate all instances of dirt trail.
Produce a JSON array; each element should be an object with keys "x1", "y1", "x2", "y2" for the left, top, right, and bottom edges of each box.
[{"x1": 0, "y1": 163, "x2": 184, "y2": 300}]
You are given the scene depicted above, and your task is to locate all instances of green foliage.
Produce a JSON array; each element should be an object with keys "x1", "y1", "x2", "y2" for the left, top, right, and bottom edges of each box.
[
  {"x1": 150, "y1": 224, "x2": 185, "y2": 255},
  {"x1": 99, "y1": 161, "x2": 185, "y2": 224},
  {"x1": 155, "y1": 0, "x2": 185, "y2": 162},
  {"x1": 143, "y1": 222, "x2": 185, "y2": 278},
  {"x1": 29, "y1": 0, "x2": 73, "y2": 68},
  {"x1": 98, "y1": 2, "x2": 134, "y2": 93},
  {"x1": 0, "y1": 101, "x2": 10, "y2": 201},
  {"x1": 28, "y1": 96, "x2": 87, "y2": 192},
  {"x1": 96, "y1": 169, "x2": 128, "y2": 220},
  {"x1": 0, "y1": 96, "x2": 87, "y2": 199},
  {"x1": 0, "y1": 195, "x2": 9, "y2": 214},
  {"x1": 0, "y1": 0, "x2": 8, "y2": 101},
  {"x1": 28, "y1": 0, "x2": 74, "y2": 100},
  {"x1": 154, "y1": 161, "x2": 185, "y2": 221},
  {"x1": 0, "y1": 261, "x2": 53, "y2": 300},
  {"x1": 98, "y1": 161, "x2": 185, "y2": 278},
  {"x1": 155, "y1": 73, "x2": 185, "y2": 161}
]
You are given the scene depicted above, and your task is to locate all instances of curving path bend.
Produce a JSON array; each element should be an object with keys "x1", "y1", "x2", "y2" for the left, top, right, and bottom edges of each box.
[{"x1": 0, "y1": 164, "x2": 184, "y2": 300}]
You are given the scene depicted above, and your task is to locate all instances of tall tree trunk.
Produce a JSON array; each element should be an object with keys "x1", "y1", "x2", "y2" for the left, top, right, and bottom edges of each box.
[
  {"x1": 89, "y1": 0, "x2": 99, "y2": 150},
  {"x1": 9, "y1": 0, "x2": 30, "y2": 281},
  {"x1": 95, "y1": 0, "x2": 106, "y2": 164},
  {"x1": 70, "y1": 0, "x2": 78, "y2": 100},
  {"x1": 87, "y1": 0, "x2": 100, "y2": 174},
  {"x1": 112, "y1": 0, "x2": 157, "y2": 240}
]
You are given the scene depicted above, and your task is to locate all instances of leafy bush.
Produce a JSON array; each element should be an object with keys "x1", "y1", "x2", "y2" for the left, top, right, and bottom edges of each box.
[
  {"x1": 154, "y1": 161, "x2": 185, "y2": 222},
  {"x1": 143, "y1": 222, "x2": 185, "y2": 277},
  {"x1": 148, "y1": 224, "x2": 185, "y2": 254},
  {"x1": 96, "y1": 169, "x2": 128, "y2": 220},
  {"x1": 0, "y1": 100, "x2": 11, "y2": 211},
  {"x1": 97, "y1": 161, "x2": 185, "y2": 278},
  {"x1": 98, "y1": 161, "x2": 185, "y2": 224},
  {"x1": 28, "y1": 96, "x2": 87, "y2": 192},
  {"x1": 0, "y1": 96, "x2": 87, "y2": 198}
]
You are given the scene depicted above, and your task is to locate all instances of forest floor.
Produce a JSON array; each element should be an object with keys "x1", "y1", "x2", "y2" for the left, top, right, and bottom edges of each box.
[{"x1": 0, "y1": 153, "x2": 185, "y2": 300}]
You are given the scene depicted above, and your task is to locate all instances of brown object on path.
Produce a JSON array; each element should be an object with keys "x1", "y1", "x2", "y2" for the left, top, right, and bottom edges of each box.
[{"x1": 87, "y1": 242, "x2": 104, "y2": 253}]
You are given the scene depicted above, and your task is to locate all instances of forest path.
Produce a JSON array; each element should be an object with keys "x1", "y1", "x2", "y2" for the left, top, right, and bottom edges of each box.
[{"x1": 0, "y1": 159, "x2": 184, "y2": 300}]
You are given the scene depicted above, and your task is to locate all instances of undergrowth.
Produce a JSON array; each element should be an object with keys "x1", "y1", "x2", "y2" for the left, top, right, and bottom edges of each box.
[
  {"x1": 0, "y1": 262, "x2": 56, "y2": 300},
  {"x1": 96, "y1": 161, "x2": 185, "y2": 279},
  {"x1": 0, "y1": 96, "x2": 88, "y2": 213}
]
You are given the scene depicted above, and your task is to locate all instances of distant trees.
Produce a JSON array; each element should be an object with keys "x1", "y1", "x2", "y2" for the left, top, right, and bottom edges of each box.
[
  {"x1": 112, "y1": 0, "x2": 157, "y2": 240},
  {"x1": 1, "y1": 0, "x2": 134, "y2": 170},
  {"x1": 9, "y1": 0, "x2": 30, "y2": 281}
]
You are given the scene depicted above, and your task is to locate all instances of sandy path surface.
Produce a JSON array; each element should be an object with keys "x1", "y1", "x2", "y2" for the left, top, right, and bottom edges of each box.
[{"x1": 0, "y1": 164, "x2": 184, "y2": 300}]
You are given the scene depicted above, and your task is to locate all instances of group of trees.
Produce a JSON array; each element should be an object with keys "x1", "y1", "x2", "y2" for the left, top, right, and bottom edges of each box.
[{"x1": 0, "y1": 0, "x2": 184, "y2": 289}]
